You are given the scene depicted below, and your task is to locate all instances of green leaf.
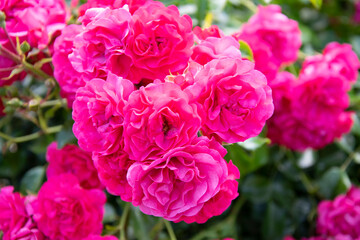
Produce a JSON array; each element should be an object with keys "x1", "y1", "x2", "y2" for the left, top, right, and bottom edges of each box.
[
  {"x1": 242, "y1": 175, "x2": 271, "y2": 203},
  {"x1": 262, "y1": 202, "x2": 287, "y2": 240},
  {"x1": 103, "y1": 203, "x2": 117, "y2": 223},
  {"x1": 239, "y1": 40, "x2": 254, "y2": 62},
  {"x1": 309, "y1": 0, "x2": 322, "y2": 9},
  {"x1": 3, "y1": 67, "x2": 24, "y2": 81},
  {"x1": 20, "y1": 166, "x2": 45, "y2": 194},
  {"x1": 335, "y1": 171, "x2": 351, "y2": 195},
  {"x1": 316, "y1": 167, "x2": 341, "y2": 199}
]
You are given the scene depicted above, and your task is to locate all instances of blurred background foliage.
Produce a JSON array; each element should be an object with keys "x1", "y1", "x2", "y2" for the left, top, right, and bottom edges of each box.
[{"x1": 1, "y1": 0, "x2": 360, "y2": 239}]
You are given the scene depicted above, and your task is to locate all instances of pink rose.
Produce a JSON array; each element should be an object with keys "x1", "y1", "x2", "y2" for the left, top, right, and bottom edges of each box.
[
  {"x1": 69, "y1": 7, "x2": 133, "y2": 81},
  {"x1": 317, "y1": 187, "x2": 360, "y2": 238},
  {"x1": 82, "y1": 235, "x2": 118, "y2": 240},
  {"x1": 127, "y1": 137, "x2": 239, "y2": 223},
  {"x1": 302, "y1": 42, "x2": 360, "y2": 85},
  {"x1": 33, "y1": 174, "x2": 106, "y2": 240},
  {"x1": 79, "y1": 0, "x2": 149, "y2": 16},
  {"x1": 193, "y1": 25, "x2": 225, "y2": 43},
  {"x1": 46, "y1": 142, "x2": 103, "y2": 190},
  {"x1": 93, "y1": 151, "x2": 134, "y2": 202},
  {"x1": 187, "y1": 58, "x2": 273, "y2": 143},
  {"x1": 125, "y1": 1, "x2": 194, "y2": 83},
  {"x1": 268, "y1": 69, "x2": 353, "y2": 151},
  {"x1": 52, "y1": 24, "x2": 86, "y2": 108},
  {"x1": 72, "y1": 73, "x2": 134, "y2": 154},
  {"x1": 191, "y1": 36, "x2": 242, "y2": 65},
  {"x1": 123, "y1": 81, "x2": 201, "y2": 161},
  {"x1": 233, "y1": 5, "x2": 301, "y2": 82},
  {"x1": 1, "y1": 0, "x2": 67, "y2": 49},
  {"x1": 0, "y1": 187, "x2": 44, "y2": 240}
]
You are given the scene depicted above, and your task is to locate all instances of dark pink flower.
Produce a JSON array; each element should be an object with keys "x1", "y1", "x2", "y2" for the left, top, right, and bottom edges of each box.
[
  {"x1": 46, "y1": 142, "x2": 103, "y2": 190},
  {"x1": 302, "y1": 42, "x2": 360, "y2": 86},
  {"x1": 193, "y1": 25, "x2": 225, "y2": 43},
  {"x1": 33, "y1": 174, "x2": 106, "y2": 240},
  {"x1": 127, "y1": 137, "x2": 239, "y2": 223},
  {"x1": 1, "y1": 0, "x2": 67, "y2": 49},
  {"x1": 78, "y1": 0, "x2": 150, "y2": 16},
  {"x1": 69, "y1": 7, "x2": 133, "y2": 81},
  {"x1": 191, "y1": 36, "x2": 242, "y2": 65},
  {"x1": 233, "y1": 5, "x2": 301, "y2": 82},
  {"x1": 123, "y1": 81, "x2": 201, "y2": 161},
  {"x1": 187, "y1": 58, "x2": 273, "y2": 143},
  {"x1": 72, "y1": 73, "x2": 134, "y2": 154},
  {"x1": 317, "y1": 187, "x2": 360, "y2": 238},
  {"x1": 52, "y1": 24, "x2": 86, "y2": 108},
  {"x1": 125, "y1": 1, "x2": 194, "y2": 83},
  {"x1": 93, "y1": 151, "x2": 134, "y2": 202}
]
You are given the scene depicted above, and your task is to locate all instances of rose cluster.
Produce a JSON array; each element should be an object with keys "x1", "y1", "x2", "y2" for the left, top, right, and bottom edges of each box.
[
  {"x1": 59, "y1": 0, "x2": 276, "y2": 223},
  {"x1": 0, "y1": 176, "x2": 111, "y2": 240},
  {"x1": 284, "y1": 186, "x2": 360, "y2": 240},
  {"x1": 0, "y1": 0, "x2": 67, "y2": 86},
  {"x1": 267, "y1": 42, "x2": 359, "y2": 151}
]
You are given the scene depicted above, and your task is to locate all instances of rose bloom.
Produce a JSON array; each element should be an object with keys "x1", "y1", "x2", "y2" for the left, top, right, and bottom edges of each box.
[
  {"x1": 301, "y1": 42, "x2": 360, "y2": 85},
  {"x1": 69, "y1": 7, "x2": 133, "y2": 81},
  {"x1": 52, "y1": 24, "x2": 86, "y2": 108},
  {"x1": 123, "y1": 81, "x2": 201, "y2": 161},
  {"x1": 317, "y1": 186, "x2": 360, "y2": 238},
  {"x1": 93, "y1": 151, "x2": 134, "y2": 202},
  {"x1": 127, "y1": 137, "x2": 239, "y2": 223},
  {"x1": 33, "y1": 174, "x2": 106, "y2": 240},
  {"x1": 186, "y1": 58, "x2": 273, "y2": 143},
  {"x1": 46, "y1": 142, "x2": 103, "y2": 190},
  {"x1": 0, "y1": 0, "x2": 67, "y2": 49},
  {"x1": 191, "y1": 36, "x2": 242, "y2": 66},
  {"x1": 233, "y1": 4, "x2": 301, "y2": 82},
  {"x1": 79, "y1": 0, "x2": 150, "y2": 16},
  {"x1": 82, "y1": 235, "x2": 118, "y2": 240},
  {"x1": 284, "y1": 235, "x2": 360, "y2": 240},
  {"x1": 125, "y1": 1, "x2": 194, "y2": 83},
  {"x1": 267, "y1": 68, "x2": 353, "y2": 151},
  {"x1": 0, "y1": 187, "x2": 44, "y2": 240},
  {"x1": 193, "y1": 25, "x2": 225, "y2": 43},
  {"x1": 72, "y1": 73, "x2": 134, "y2": 154}
]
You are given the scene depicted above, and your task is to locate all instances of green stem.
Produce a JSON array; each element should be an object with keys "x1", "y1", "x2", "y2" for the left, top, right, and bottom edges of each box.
[
  {"x1": 164, "y1": 220, "x2": 177, "y2": 240},
  {"x1": 119, "y1": 203, "x2": 131, "y2": 240},
  {"x1": 0, "y1": 44, "x2": 21, "y2": 63},
  {"x1": 240, "y1": 0, "x2": 257, "y2": 13},
  {"x1": 0, "y1": 125, "x2": 62, "y2": 143},
  {"x1": 22, "y1": 60, "x2": 52, "y2": 80},
  {"x1": 341, "y1": 145, "x2": 360, "y2": 171},
  {"x1": 40, "y1": 99, "x2": 67, "y2": 108}
]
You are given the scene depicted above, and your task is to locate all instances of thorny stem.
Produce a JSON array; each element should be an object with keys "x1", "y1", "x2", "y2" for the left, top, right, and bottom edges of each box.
[
  {"x1": 164, "y1": 220, "x2": 177, "y2": 240},
  {"x1": 119, "y1": 203, "x2": 131, "y2": 240}
]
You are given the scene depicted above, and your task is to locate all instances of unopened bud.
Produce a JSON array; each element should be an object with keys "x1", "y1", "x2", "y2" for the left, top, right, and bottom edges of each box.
[
  {"x1": 20, "y1": 41, "x2": 30, "y2": 54},
  {"x1": 6, "y1": 98, "x2": 23, "y2": 108},
  {"x1": 28, "y1": 99, "x2": 40, "y2": 111}
]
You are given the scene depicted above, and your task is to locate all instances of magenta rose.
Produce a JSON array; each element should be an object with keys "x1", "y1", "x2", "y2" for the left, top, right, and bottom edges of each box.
[
  {"x1": 233, "y1": 5, "x2": 301, "y2": 82},
  {"x1": 52, "y1": 24, "x2": 86, "y2": 108},
  {"x1": 69, "y1": 7, "x2": 133, "y2": 81},
  {"x1": 187, "y1": 58, "x2": 273, "y2": 143},
  {"x1": 0, "y1": 187, "x2": 44, "y2": 240},
  {"x1": 317, "y1": 187, "x2": 360, "y2": 238},
  {"x1": 123, "y1": 81, "x2": 201, "y2": 161},
  {"x1": 125, "y1": 1, "x2": 194, "y2": 83},
  {"x1": 79, "y1": 0, "x2": 150, "y2": 16},
  {"x1": 268, "y1": 67, "x2": 353, "y2": 151},
  {"x1": 46, "y1": 142, "x2": 103, "y2": 190},
  {"x1": 193, "y1": 25, "x2": 225, "y2": 43},
  {"x1": 33, "y1": 174, "x2": 106, "y2": 240},
  {"x1": 302, "y1": 42, "x2": 360, "y2": 85},
  {"x1": 83, "y1": 235, "x2": 118, "y2": 240},
  {"x1": 93, "y1": 151, "x2": 134, "y2": 202},
  {"x1": 127, "y1": 137, "x2": 239, "y2": 223},
  {"x1": 1, "y1": 0, "x2": 67, "y2": 49},
  {"x1": 72, "y1": 73, "x2": 134, "y2": 154},
  {"x1": 191, "y1": 36, "x2": 242, "y2": 65}
]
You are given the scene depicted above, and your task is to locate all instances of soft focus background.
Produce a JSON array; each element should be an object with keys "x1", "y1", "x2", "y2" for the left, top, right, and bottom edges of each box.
[{"x1": 1, "y1": 0, "x2": 360, "y2": 239}]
